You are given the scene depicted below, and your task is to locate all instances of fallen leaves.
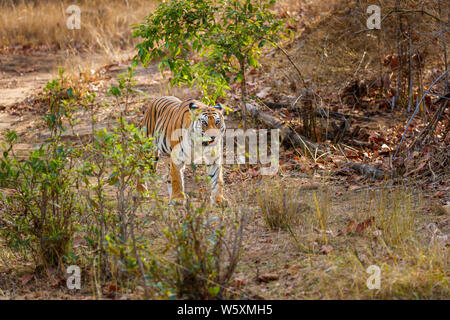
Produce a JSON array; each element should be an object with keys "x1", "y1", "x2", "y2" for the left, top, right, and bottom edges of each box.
[
  {"x1": 257, "y1": 273, "x2": 279, "y2": 283},
  {"x1": 18, "y1": 273, "x2": 34, "y2": 286},
  {"x1": 232, "y1": 278, "x2": 246, "y2": 288},
  {"x1": 105, "y1": 282, "x2": 121, "y2": 298},
  {"x1": 346, "y1": 216, "x2": 375, "y2": 234},
  {"x1": 51, "y1": 277, "x2": 66, "y2": 288}
]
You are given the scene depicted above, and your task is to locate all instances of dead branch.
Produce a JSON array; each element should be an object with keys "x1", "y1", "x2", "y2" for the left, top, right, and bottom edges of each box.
[
  {"x1": 262, "y1": 101, "x2": 372, "y2": 122},
  {"x1": 246, "y1": 102, "x2": 325, "y2": 153},
  {"x1": 348, "y1": 162, "x2": 391, "y2": 180},
  {"x1": 393, "y1": 68, "x2": 450, "y2": 160}
]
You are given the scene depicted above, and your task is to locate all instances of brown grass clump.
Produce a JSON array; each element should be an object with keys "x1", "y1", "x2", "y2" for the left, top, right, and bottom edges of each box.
[{"x1": 257, "y1": 179, "x2": 314, "y2": 231}]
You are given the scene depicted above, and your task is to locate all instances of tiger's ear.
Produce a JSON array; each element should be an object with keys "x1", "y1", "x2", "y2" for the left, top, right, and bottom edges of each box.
[{"x1": 214, "y1": 103, "x2": 224, "y2": 113}]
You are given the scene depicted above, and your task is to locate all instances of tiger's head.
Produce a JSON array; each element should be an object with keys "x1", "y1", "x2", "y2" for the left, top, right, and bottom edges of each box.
[{"x1": 187, "y1": 100, "x2": 225, "y2": 147}]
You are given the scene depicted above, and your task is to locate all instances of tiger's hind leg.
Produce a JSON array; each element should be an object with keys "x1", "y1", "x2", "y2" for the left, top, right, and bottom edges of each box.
[{"x1": 168, "y1": 158, "x2": 186, "y2": 204}]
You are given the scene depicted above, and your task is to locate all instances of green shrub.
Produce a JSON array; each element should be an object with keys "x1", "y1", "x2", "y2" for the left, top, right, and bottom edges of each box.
[
  {"x1": 133, "y1": 0, "x2": 284, "y2": 128},
  {"x1": 167, "y1": 204, "x2": 245, "y2": 299},
  {"x1": 0, "y1": 131, "x2": 78, "y2": 267}
]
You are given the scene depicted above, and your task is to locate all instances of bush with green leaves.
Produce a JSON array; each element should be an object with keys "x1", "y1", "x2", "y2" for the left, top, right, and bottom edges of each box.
[
  {"x1": 133, "y1": 0, "x2": 284, "y2": 126},
  {"x1": 68, "y1": 67, "x2": 159, "y2": 294},
  {"x1": 131, "y1": 202, "x2": 246, "y2": 299},
  {"x1": 0, "y1": 70, "x2": 85, "y2": 268},
  {"x1": 42, "y1": 68, "x2": 81, "y2": 136},
  {"x1": 0, "y1": 130, "x2": 79, "y2": 267},
  {"x1": 0, "y1": 66, "x2": 157, "y2": 275}
]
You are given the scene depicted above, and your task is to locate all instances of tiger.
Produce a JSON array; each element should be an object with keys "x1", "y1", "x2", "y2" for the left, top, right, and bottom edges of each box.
[{"x1": 140, "y1": 96, "x2": 227, "y2": 205}]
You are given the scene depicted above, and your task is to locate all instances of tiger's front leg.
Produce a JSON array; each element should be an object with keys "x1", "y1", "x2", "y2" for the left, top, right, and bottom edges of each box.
[
  {"x1": 168, "y1": 158, "x2": 186, "y2": 204},
  {"x1": 207, "y1": 164, "x2": 227, "y2": 205}
]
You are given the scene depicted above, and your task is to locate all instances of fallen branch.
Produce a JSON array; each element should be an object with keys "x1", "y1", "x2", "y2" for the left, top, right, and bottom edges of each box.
[
  {"x1": 246, "y1": 102, "x2": 325, "y2": 154},
  {"x1": 262, "y1": 101, "x2": 372, "y2": 122},
  {"x1": 348, "y1": 162, "x2": 391, "y2": 180}
]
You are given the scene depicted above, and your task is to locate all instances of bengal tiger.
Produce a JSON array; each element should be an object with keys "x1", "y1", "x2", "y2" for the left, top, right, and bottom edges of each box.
[{"x1": 140, "y1": 96, "x2": 227, "y2": 205}]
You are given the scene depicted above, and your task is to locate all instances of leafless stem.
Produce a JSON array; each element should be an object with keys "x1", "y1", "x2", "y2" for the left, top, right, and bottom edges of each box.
[{"x1": 393, "y1": 68, "x2": 450, "y2": 160}]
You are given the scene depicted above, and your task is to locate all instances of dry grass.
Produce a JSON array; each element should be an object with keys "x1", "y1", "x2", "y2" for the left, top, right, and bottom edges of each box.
[
  {"x1": 257, "y1": 180, "x2": 314, "y2": 231},
  {"x1": 239, "y1": 178, "x2": 448, "y2": 299},
  {"x1": 0, "y1": 0, "x2": 158, "y2": 55}
]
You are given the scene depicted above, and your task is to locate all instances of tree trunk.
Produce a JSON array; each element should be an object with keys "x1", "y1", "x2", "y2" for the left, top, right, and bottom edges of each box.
[
  {"x1": 438, "y1": 0, "x2": 449, "y2": 91},
  {"x1": 394, "y1": 0, "x2": 402, "y2": 110}
]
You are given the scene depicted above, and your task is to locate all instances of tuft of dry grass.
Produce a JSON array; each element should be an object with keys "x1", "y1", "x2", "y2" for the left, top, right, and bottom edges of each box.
[{"x1": 257, "y1": 180, "x2": 314, "y2": 231}]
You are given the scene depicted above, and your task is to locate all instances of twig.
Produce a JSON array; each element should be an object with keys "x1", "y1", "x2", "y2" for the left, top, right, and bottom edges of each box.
[
  {"x1": 407, "y1": 34, "x2": 413, "y2": 113},
  {"x1": 438, "y1": 0, "x2": 449, "y2": 90},
  {"x1": 264, "y1": 38, "x2": 308, "y2": 89},
  {"x1": 393, "y1": 69, "x2": 450, "y2": 160}
]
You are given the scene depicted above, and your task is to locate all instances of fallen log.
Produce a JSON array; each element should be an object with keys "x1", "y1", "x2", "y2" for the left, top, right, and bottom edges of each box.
[
  {"x1": 348, "y1": 162, "x2": 391, "y2": 180},
  {"x1": 246, "y1": 103, "x2": 326, "y2": 154},
  {"x1": 262, "y1": 101, "x2": 372, "y2": 122}
]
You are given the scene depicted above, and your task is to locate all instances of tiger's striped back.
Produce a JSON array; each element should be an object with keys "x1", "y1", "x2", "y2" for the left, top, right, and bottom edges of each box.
[
  {"x1": 140, "y1": 96, "x2": 224, "y2": 154},
  {"x1": 140, "y1": 96, "x2": 189, "y2": 154}
]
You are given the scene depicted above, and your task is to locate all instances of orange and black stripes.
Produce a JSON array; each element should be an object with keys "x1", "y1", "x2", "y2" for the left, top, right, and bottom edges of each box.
[{"x1": 139, "y1": 96, "x2": 227, "y2": 205}]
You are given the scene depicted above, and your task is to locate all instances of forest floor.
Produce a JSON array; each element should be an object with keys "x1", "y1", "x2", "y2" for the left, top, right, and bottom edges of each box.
[
  {"x1": 0, "y1": 49, "x2": 448, "y2": 300},
  {"x1": 0, "y1": 0, "x2": 449, "y2": 299}
]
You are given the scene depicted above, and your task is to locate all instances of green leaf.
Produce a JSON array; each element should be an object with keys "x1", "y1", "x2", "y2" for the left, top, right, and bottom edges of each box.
[
  {"x1": 248, "y1": 55, "x2": 258, "y2": 68},
  {"x1": 108, "y1": 86, "x2": 121, "y2": 97}
]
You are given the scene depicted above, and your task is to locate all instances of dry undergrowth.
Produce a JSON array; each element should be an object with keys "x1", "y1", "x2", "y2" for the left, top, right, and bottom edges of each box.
[
  {"x1": 258, "y1": 0, "x2": 448, "y2": 104},
  {"x1": 250, "y1": 178, "x2": 448, "y2": 299},
  {"x1": 0, "y1": 0, "x2": 448, "y2": 300}
]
